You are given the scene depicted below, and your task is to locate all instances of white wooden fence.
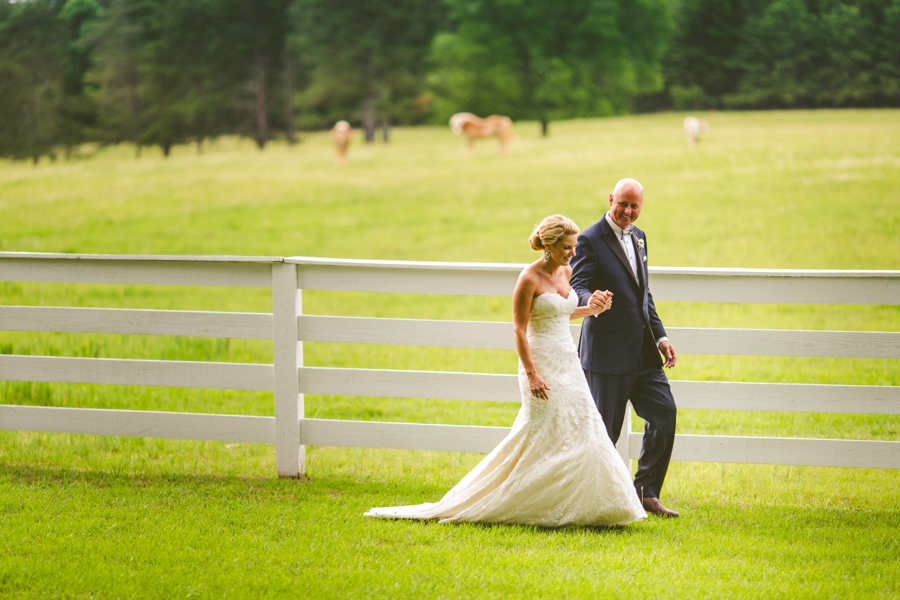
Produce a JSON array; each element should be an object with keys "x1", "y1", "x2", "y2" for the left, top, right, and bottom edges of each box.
[{"x1": 1, "y1": 252, "x2": 898, "y2": 478}]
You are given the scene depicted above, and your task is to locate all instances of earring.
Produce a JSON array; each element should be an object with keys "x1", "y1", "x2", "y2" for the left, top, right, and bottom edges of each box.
[{"x1": 543, "y1": 250, "x2": 550, "y2": 261}]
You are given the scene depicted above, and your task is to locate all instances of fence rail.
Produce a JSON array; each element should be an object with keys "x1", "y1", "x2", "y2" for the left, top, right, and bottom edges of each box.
[{"x1": 1, "y1": 252, "x2": 898, "y2": 476}]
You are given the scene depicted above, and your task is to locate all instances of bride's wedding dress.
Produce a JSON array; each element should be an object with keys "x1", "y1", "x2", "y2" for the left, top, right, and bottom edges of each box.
[{"x1": 365, "y1": 290, "x2": 646, "y2": 527}]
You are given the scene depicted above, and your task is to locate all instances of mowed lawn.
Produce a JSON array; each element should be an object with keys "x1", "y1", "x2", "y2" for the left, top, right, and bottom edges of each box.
[{"x1": 1, "y1": 110, "x2": 899, "y2": 598}]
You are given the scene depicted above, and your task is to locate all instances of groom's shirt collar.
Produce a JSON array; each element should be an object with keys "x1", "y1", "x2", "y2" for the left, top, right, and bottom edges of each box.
[{"x1": 604, "y1": 212, "x2": 627, "y2": 237}]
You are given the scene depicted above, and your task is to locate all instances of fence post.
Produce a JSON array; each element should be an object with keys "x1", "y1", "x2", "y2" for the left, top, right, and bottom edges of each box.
[
  {"x1": 272, "y1": 262, "x2": 304, "y2": 477},
  {"x1": 616, "y1": 401, "x2": 632, "y2": 469}
]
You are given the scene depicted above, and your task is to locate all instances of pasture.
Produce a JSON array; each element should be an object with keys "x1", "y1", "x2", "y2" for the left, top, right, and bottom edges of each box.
[{"x1": 1, "y1": 110, "x2": 899, "y2": 598}]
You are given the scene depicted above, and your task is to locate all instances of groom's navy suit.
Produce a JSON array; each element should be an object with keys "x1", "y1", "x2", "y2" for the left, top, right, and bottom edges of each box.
[{"x1": 570, "y1": 215, "x2": 676, "y2": 500}]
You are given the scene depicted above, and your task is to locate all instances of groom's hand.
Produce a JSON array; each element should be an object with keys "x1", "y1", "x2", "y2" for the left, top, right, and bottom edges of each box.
[
  {"x1": 659, "y1": 341, "x2": 677, "y2": 368},
  {"x1": 588, "y1": 290, "x2": 613, "y2": 314}
]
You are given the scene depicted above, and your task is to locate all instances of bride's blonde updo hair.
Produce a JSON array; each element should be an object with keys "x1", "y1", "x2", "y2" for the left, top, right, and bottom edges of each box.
[{"x1": 528, "y1": 215, "x2": 580, "y2": 251}]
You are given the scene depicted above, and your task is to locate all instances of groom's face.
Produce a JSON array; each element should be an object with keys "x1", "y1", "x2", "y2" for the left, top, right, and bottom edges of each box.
[{"x1": 608, "y1": 189, "x2": 644, "y2": 229}]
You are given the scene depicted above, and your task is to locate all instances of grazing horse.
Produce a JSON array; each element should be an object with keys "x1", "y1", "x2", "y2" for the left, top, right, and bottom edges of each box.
[
  {"x1": 449, "y1": 113, "x2": 514, "y2": 155},
  {"x1": 683, "y1": 116, "x2": 709, "y2": 145},
  {"x1": 331, "y1": 120, "x2": 352, "y2": 165}
]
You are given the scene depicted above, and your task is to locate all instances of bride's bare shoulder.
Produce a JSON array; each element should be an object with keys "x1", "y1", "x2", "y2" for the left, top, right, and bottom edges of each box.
[
  {"x1": 517, "y1": 262, "x2": 543, "y2": 284},
  {"x1": 515, "y1": 263, "x2": 542, "y2": 294}
]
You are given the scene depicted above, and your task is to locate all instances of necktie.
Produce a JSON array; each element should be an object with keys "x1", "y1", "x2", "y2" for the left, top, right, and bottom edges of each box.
[{"x1": 621, "y1": 226, "x2": 637, "y2": 277}]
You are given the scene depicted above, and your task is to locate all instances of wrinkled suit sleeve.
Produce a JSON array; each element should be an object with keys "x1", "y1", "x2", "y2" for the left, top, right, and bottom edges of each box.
[{"x1": 570, "y1": 233, "x2": 597, "y2": 308}]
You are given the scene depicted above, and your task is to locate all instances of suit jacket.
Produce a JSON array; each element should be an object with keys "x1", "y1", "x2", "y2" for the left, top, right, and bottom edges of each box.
[{"x1": 570, "y1": 216, "x2": 667, "y2": 375}]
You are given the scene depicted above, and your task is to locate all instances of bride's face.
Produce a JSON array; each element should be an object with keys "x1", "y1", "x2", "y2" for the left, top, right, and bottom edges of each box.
[{"x1": 548, "y1": 234, "x2": 578, "y2": 266}]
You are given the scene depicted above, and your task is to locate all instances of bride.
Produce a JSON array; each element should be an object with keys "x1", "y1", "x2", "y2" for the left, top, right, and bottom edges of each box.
[{"x1": 365, "y1": 215, "x2": 646, "y2": 527}]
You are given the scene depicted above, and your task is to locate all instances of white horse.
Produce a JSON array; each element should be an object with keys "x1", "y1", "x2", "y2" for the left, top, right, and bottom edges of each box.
[{"x1": 683, "y1": 116, "x2": 709, "y2": 145}]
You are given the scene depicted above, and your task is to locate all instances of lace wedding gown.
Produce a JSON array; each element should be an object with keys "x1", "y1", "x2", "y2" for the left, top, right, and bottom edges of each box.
[{"x1": 365, "y1": 290, "x2": 646, "y2": 527}]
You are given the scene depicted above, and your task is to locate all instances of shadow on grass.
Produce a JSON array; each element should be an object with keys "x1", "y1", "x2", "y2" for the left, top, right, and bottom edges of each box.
[
  {"x1": 2, "y1": 462, "x2": 647, "y2": 535},
  {"x1": 371, "y1": 515, "x2": 638, "y2": 536},
  {"x1": 4, "y1": 460, "x2": 898, "y2": 534}
]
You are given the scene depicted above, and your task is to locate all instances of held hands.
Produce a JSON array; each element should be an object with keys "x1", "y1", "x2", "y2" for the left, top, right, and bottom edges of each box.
[
  {"x1": 588, "y1": 290, "x2": 613, "y2": 315},
  {"x1": 527, "y1": 371, "x2": 550, "y2": 400}
]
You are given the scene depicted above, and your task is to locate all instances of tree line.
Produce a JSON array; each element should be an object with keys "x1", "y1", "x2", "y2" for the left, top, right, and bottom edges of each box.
[
  {"x1": 660, "y1": 0, "x2": 900, "y2": 112},
  {"x1": 1, "y1": 0, "x2": 898, "y2": 162}
]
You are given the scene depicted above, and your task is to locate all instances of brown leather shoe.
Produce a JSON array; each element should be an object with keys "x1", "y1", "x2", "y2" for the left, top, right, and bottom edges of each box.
[{"x1": 642, "y1": 497, "x2": 679, "y2": 518}]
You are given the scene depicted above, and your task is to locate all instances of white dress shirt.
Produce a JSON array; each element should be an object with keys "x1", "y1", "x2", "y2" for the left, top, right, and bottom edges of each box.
[
  {"x1": 603, "y1": 212, "x2": 668, "y2": 349},
  {"x1": 604, "y1": 213, "x2": 638, "y2": 278}
]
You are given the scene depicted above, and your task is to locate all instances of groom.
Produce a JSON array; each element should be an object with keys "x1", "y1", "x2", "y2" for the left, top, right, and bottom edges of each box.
[{"x1": 570, "y1": 178, "x2": 680, "y2": 518}]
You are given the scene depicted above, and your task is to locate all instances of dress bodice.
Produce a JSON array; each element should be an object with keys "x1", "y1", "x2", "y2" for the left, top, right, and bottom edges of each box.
[{"x1": 528, "y1": 290, "x2": 577, "y2": 338}]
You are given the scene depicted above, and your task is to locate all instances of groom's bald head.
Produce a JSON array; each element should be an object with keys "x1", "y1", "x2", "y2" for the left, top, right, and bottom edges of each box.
[
  {"x1": 612, "y1": 178, "x2": 643, "y2": 200},
  {"x1": 608, "y1": 178, "x2": 644, "y2": 230}
]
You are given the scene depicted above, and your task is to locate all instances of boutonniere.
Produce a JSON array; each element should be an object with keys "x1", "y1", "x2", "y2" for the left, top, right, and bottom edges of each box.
[{"x1": 636, "y1": 239, "x2": 645, "y2": 250}]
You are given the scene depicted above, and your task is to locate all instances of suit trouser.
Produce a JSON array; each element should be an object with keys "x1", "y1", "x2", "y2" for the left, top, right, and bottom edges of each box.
[{"x1": 584, "y1": 336, "x2": 677, "y2": 500}]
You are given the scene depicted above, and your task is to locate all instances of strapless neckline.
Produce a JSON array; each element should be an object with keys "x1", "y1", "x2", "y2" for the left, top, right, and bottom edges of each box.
[{"x1": 537, "y1": 289, "x2": 573, "y2": 299}]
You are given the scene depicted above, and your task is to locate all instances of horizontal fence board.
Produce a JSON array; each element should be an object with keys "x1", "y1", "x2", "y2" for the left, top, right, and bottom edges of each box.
[
  {"x1": 0, "y1": 404, "x2": 275, "y2": 443},
  {"x1": 298, "y1": 420, "x2": 900, "y2": 468},
  {"x1": 0, "y1": 306, "x2": 273, "y2": 339},
  {"x1": 298, "y1": 315, "x2": 899, "y2": 359},
  {"x1": 670, "y1": 381, "x2": 900, "y2": 414},
  {"x1": 299, "y1": 367, "x2": 520, "y2": 402},
  {"x1": 1, "y1": 355, "x2": 273, "y2": 391},
  {"x1": 288, "y1": 257, "x2": 900, "y2": 305},
  {"x1": 633, "y1": 433, "x2": 900, "y2": 469},
  {"x1": 299, "y1": 418, "x2": 508, "y2": 453},
  {"x1": 0, "y1": 257, "x2": 272, "y2": 287},
  {"x1": 298, "y1": 315, "x2": 514, "y2": 349},
  {"x1": 649, "y1": 271, "x2": 900, "y2": 305},
  {"x1": 297, "y1": 367, "x2": 899, "y2": 415},
  {"x1": 295, "y1": 262, "x2": 519, "y2": 296},
  {"x1": 667, "y1": 328, "x2": 900, "y2": 359},
  {"x1": 0, "y1": 253, "x2": 281, "y2": 262},
  {"x1": 5, "y1": 255, "x2": 898, "y2": 302}
]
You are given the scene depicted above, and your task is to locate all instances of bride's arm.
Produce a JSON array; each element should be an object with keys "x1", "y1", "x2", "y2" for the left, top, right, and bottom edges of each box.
[
  {"x1": 570, "y1": 306, "x2": 598, "y2": 319},
  {"x1": 570, "y1": 290, "x2": 612, "y2": 320},
  {"x1": 512, "y1": 272, "x2": 550, "y2": 400}
]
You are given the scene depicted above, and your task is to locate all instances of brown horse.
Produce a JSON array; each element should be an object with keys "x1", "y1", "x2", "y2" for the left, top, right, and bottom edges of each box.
[
  {"x1": 331, "y1": 121, "x2": 352, "y2": 165},
  {"x1": 449, "y1": 113, "x2": 514, "y2": 155}
]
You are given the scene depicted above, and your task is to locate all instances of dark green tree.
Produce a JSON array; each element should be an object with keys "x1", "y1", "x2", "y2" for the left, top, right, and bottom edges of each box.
[
  {"x1": 83, "y1": 0, "x2": 150, "y2": 155},
  {"x1": 871, "y1": 0, "x2": 900, "y2": 105},
  {"x1": 662, "y1": 0, "x2": 763, "y2": 110},
  {"x1": 138, "y1": 0, "x2": 240, "y2": 155},
  {"x1": 0, "y1": 0, "x2": 69, "y2": 162},
  {"x1": 82, "y1": 0, "x2": 293, "y2": 155},
  {"x1": 57, "y1": 0, "x2": 102, "y2": 151},
  {"x1": 726, "y1": 0, "x2": 824, "y2": 107},
  {"x1": 811, "y1": 0, "x2": 900, "y2": 107},
  {"x1": 429, "y1": 0, "x2": 672, "y2": 135},
  {"x1": 666, "y1": 0, "x2": 900, "y2": 110},
  {"x1": 213, "y1": 0, "x2": 292, "y2": 149},
  {"x1": 290, "y1": 0, "x2": 447, "y2": 141}
]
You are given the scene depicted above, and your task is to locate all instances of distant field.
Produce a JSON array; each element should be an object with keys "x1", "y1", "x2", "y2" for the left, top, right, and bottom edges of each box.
[
  {"x1": 1, "y1": 110, "x2": 898, "y2": 598},
  {"x1": 2, "y1": 109, "x2": 899, "y2": 268}
]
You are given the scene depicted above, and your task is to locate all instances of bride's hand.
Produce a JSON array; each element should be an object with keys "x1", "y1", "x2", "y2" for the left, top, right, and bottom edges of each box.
[
  {"x1": 588, "y1": 290, "x2": 613, "y2": 315},
  {"x1": 527, "y1": 372, "x2": 551, "y2": 400}
]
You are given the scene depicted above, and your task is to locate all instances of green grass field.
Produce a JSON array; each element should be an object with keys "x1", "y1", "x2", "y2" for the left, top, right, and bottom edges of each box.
[{"x1": 1, "y1": 109, "x2": 899, "y2": 598}]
